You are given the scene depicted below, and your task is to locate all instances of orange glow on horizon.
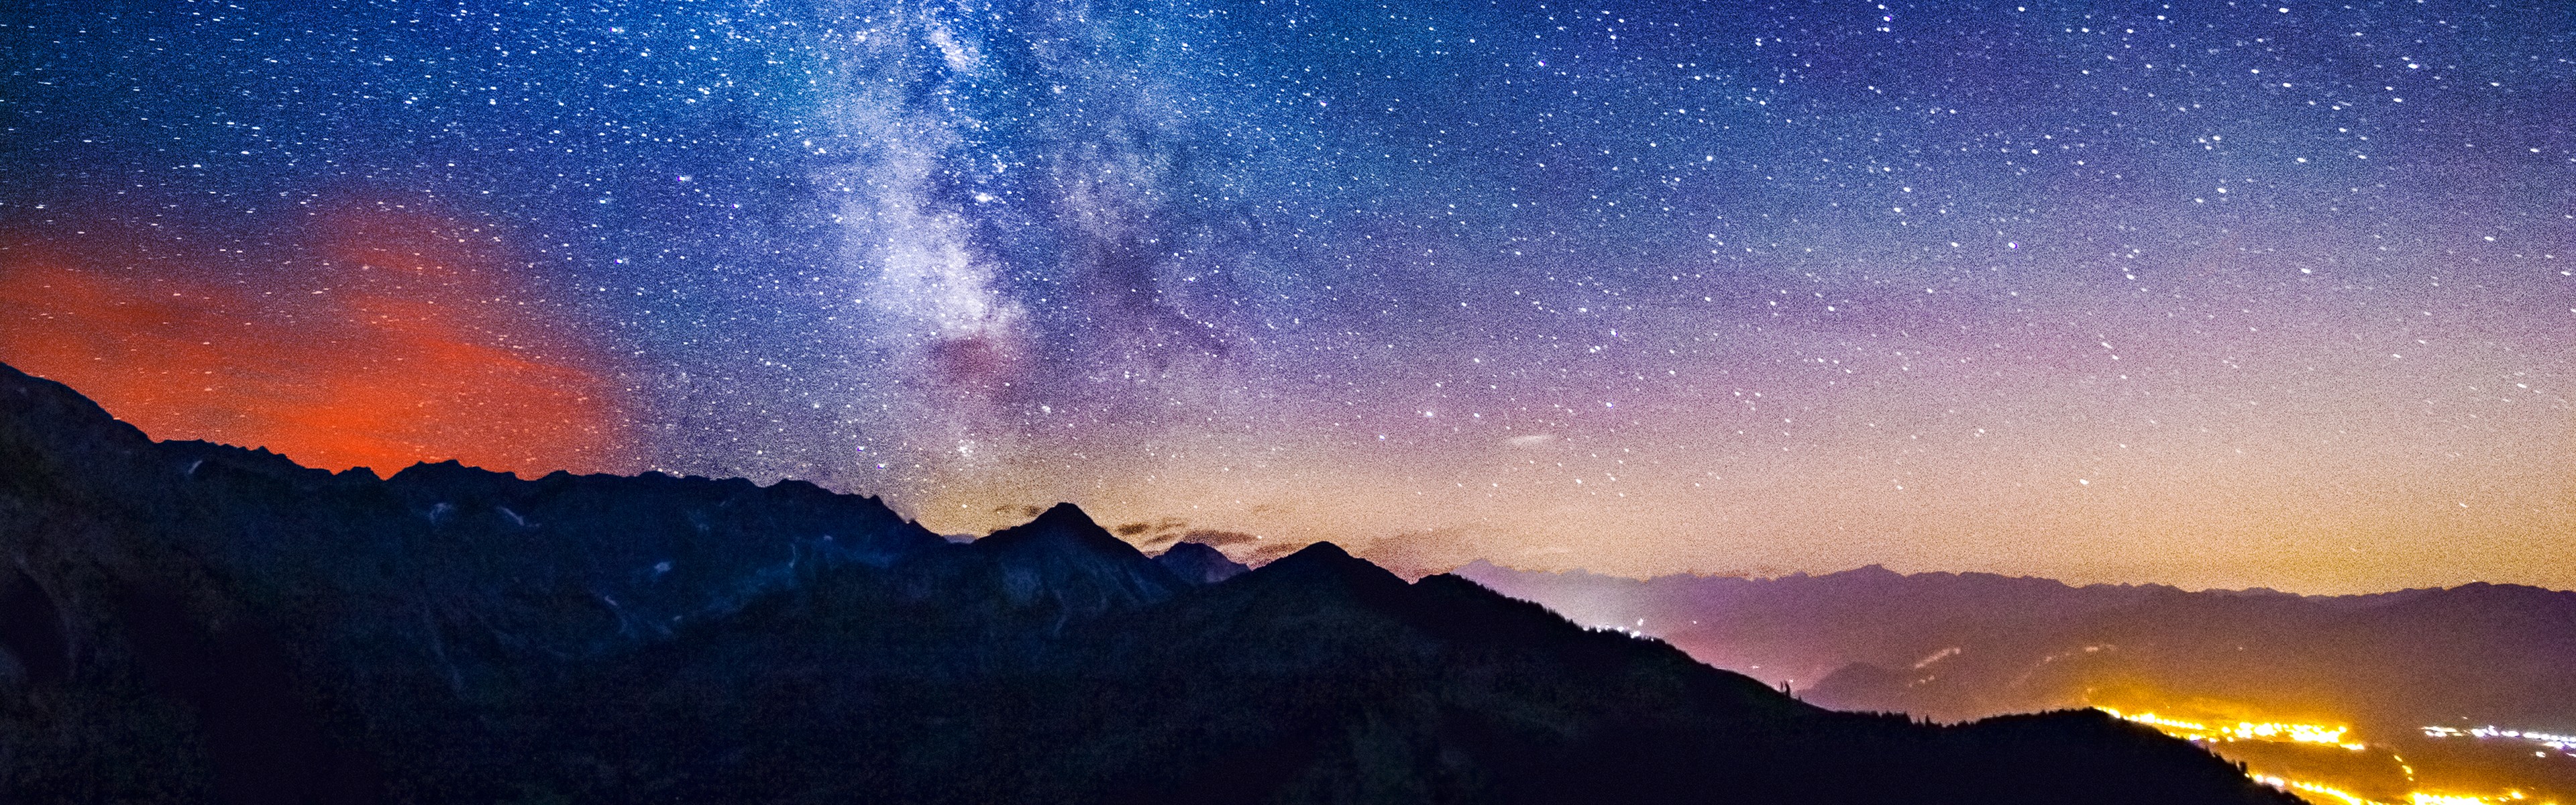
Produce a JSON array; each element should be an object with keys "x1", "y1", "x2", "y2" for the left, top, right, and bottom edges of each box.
[{"x1": 0, "y1": 208, "x2": 632, "y2": 476}]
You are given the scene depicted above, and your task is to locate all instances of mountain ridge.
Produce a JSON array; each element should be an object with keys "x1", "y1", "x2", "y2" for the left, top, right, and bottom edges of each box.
[{"x1": 0, "y1": 361, "x2": 2297, "y2": 804}]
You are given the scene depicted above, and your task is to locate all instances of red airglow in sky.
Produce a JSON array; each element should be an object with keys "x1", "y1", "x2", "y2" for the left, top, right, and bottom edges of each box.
[{"x1": 0, "y1": 207, "x2": 631, "y2": 477}]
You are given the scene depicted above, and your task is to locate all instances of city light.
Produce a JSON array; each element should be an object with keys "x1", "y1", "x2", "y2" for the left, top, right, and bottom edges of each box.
[
  {"x1": 2407, "y1": 793, "x2": 2520, "y2": 805},
  {"x1": 2257, "y1": 774, "x2": 2370, "y2": 805},
  {"x1": 2422, "y1": 726, "x2": 2576, "y2": 755},
  {"x1": 2094, "y1": 706, "x2": 2365, "y2": 750},
  {"x1": 2100, "y1": 707, "x2": 2561, "y2": 805}
]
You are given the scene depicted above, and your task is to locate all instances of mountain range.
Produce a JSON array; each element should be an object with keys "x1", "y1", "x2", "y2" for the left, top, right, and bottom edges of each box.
[
  {"x1": 1452, "y1": 562, "x2": 2576, "y2": 733},
  {"x1": 1456, "y1": 561, "x2": 2576, "y2": 800},
  {"x1": 0, "y1": 360, "x2": 2294, "y2": 804}
]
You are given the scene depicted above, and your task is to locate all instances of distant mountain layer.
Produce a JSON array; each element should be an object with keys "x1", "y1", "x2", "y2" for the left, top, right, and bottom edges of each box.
[
  {"x1": 1454, "y1": 561, "x2": 2576, "y2": 734},
  {"x1": 0, "y1": 361, "x2": 2292, "y2": 804}
]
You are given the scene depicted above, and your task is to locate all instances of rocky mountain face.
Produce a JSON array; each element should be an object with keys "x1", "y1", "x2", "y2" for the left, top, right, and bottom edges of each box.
[{"x1": 0, "y1": 361, "x2": 2294, "y2": 804}]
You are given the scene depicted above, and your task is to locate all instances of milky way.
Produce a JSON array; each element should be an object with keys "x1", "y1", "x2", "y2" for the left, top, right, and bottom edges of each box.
[{"x1": 3, "y1": 0, "x2": 2570, "y2": 591}]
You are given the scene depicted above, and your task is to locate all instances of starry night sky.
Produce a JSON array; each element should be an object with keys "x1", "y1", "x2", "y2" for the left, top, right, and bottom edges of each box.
[{"x1": 4, "y1": 0, "x2": 2571, "y2": 592}]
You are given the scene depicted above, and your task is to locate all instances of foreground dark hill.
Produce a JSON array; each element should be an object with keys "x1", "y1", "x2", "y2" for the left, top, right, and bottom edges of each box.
[{"x1": 0, "y1": 362, "x2": 2293, "y2": 804}]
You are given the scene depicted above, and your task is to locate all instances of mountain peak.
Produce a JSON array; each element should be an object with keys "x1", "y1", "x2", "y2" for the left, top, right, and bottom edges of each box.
[
  {"x1": 967, "y1": 502, "x2": 1184, "y2": 610},
  {"x1": 1825, "y1": 563, "x2": 1901, "y2": 580},
  {"x1": 979, "y1": 502, "x2": 1118, "y2": 549},
  {"x1": 0, "y1": 362, "x2": 156, "y2": 467},
  {"x1": 1246, "y1": 541, "x2": 1409, "y2": 598},
  {"x1": 1027, "y1": 501, "x2": 1095, "y2": 530}
]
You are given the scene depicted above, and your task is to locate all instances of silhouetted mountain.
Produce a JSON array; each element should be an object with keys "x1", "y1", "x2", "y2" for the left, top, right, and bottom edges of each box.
[
  {"x1": 0, "y1": 361, "x2": 2296, "y2": 804},
  {"x1": 1155, "y1": 541, "x2": 1250, "y2": 585}
]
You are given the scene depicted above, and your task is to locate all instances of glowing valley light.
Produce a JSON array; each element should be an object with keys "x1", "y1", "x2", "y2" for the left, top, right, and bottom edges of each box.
[
  {"x1": 2251, "y1": 774, "x2": 2548, "y2": 805},
  {"x1": 2094, "y1": 707, "x2": 2365, "y2": 750},
  {"x1": 2100, "y1": 707, "x2": 2561, "y2": 805},
  {"x1": 2422, "y1": 726, "x2": 2576, "y2": 755},
  {"x1": 2095, "y1": 706, "x2": 2210, "y2": 734},
  {"x1": 2255, "y1": 775, "x2": 2370, "y2": 805},
  {"x1": 2406, "y1": 792, "x2": 2528, "y2": 805},
  {"x1": 2227, "y1": 720, "x2": 2355, "y2": 747}
]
